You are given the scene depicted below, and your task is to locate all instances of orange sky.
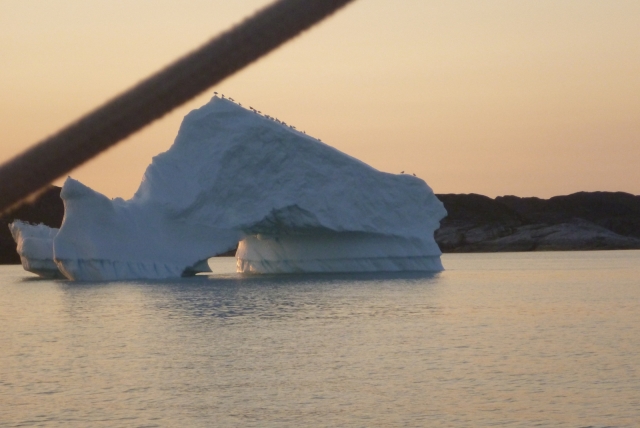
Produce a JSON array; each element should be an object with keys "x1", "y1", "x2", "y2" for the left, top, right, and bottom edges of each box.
[{"x1": 1, "y1": 0, "x2": 639, "y2": 199}]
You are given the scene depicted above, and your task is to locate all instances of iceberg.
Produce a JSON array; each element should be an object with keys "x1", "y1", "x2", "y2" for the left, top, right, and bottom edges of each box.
[
  {"x1": 16, "y1": 96, "x2": 447, "y2": 280},
  {"x1": 9, "y1": 220, "x2": 63, "y2": 278}
]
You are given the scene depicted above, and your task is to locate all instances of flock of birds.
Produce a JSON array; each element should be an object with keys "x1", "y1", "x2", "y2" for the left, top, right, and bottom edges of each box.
[
  {"x1": 214, "y1": 92, "x2": 416, "y2": 177},
  {"x1": 213, "y1": 92, "x2": 321, "y2": 141}
]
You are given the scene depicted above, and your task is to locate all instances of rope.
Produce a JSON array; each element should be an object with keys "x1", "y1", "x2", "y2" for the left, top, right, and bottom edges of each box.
[{"x1": 0, "y1": 0, "x2": 355, "y2": 213}]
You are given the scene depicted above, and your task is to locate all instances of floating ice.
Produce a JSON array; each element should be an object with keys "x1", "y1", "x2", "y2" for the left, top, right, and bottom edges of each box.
[
  {"x1": 9, "y1": 220, "x2": 63, "y2": 278},
  {"x1": 18, "y1": 96, "x2": 447, "y2": 280}
]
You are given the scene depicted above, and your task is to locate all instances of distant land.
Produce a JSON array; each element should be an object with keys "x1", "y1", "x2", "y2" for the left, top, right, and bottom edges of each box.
[
  {"x1": 436, "y1": 192, "x2": 640, "y2": 252},
  {"x1": 2, "y1": 186, "x2": 639, "y2": 264}
]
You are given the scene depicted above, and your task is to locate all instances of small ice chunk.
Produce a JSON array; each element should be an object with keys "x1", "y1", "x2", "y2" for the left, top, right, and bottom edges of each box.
[{"x1": 9, "y1": 220, "x2": 63, "y2": 278}]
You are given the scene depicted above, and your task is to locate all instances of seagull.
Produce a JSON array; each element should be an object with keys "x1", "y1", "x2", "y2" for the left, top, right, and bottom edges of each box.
[
  {"x1": 214, "y1": 91, "x2": 218, "y2": 95},
  {"x1": 401, "y1": 171, "x2": 404, "y2": 173},
  {"x1": 292, "y1": 126, "x2": 296, "y2": 129},
  {"x1": 412, "y1": 173, "x2": 416, "y2": 176},
  {"x1": 221, "y1": 94, "x2": 225, "y2": 98},
  {"x1": 229, "y1": 98, "x2": 234, "y2": 101}
]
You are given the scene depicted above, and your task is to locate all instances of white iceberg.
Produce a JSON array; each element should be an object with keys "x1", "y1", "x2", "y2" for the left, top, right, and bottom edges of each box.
[
  {"x1": 9, "y1": 220, "x2": 63, "y2": 278},
  {"x1": 17, "y1": 96, "x2": 447, "y2": 280}
]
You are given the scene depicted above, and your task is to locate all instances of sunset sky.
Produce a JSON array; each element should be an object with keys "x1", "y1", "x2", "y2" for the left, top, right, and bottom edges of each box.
[{"x1": 1, "y1": 0, "x2": 639, "y2": 199}]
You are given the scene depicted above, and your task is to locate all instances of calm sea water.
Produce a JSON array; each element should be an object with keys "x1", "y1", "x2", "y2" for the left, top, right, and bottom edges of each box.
[{"x1": 1, "y1": 251, "x2": 639, "y2": 427}]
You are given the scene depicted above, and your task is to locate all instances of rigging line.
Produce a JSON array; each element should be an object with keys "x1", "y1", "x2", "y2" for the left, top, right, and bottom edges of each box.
[{"x1": 0, "y1": 0, "x2": 355, "y2": 214}]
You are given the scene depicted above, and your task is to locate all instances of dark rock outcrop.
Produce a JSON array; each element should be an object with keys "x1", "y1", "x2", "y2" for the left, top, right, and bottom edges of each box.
[
  {"x1": 497, "y1": 192, "x2": 640, "y2": 239},
  {"x1": 436, "y1": 192, "x2": 640, "y2": 252}
]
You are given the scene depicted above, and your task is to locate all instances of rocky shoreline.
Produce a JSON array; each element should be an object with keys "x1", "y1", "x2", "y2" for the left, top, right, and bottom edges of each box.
[
  {"x1": 436, "y1": 192, "x2": 640, "y2": 252},
  {"x1": 2, "y1": 187, "x2": 639, "y2": 264}
]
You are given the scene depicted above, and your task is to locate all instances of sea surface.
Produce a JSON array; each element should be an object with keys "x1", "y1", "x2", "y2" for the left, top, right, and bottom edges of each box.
[{"x1": 1, "y1": 251, "x2": 639, "y2": 427}]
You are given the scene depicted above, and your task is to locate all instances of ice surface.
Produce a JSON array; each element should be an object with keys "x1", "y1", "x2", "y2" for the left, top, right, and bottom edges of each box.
[
  {"x1": 42, "y1": 96, "x2": 445, "y2": 280},
  {"x1": 9, "y1": 220, "x2": 63, "y2": 278},
  {"x1": 236, "y1": 234, "x2": 443, "y2": 273}
]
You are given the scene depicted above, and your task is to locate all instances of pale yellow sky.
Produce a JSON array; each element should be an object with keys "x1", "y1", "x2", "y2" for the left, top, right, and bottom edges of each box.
[{"x1": 1, "y1": 0, "x2": 639, "y2": 199}]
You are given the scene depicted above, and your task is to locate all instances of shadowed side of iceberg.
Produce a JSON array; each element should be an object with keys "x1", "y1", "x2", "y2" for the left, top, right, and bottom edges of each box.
[
  {"x1": 53, "y1": 178, "x2": 239, "y2": 281},
  {"x1": 55, "y1": 259, "x2": 189, "y2": 281}
]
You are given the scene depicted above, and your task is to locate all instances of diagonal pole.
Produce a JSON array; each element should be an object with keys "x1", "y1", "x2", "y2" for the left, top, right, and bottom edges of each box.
[{"x1": 0, "y1": 0, "x2": 355, "y2": 213}]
